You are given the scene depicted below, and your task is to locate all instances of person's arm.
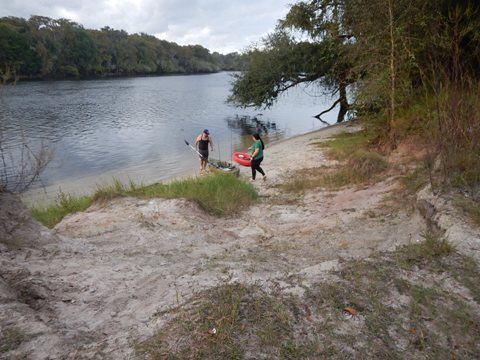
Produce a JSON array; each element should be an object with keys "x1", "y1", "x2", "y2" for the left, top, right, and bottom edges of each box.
[
  {"x1": 195, "y1": 135, "x2": 200, "y2": 149},
  {"x1": 209, "y1": 136, "x2": 214, "y2": 151}
]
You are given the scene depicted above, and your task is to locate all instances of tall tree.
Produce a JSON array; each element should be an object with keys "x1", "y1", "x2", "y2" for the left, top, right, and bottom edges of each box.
[{"x1": 229, "y1": 0, "x2": 355, "y2": 123}]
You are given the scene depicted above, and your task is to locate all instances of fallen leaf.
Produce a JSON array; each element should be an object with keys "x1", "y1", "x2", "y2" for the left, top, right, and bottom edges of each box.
[{"x1": 343, "y1": 307, "x2": 358, "y2": 316}]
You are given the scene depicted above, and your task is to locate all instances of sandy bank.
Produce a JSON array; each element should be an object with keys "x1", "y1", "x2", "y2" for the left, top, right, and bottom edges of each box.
[{"x1": 2, "y1": 120, "x2": 478, "y2": 358}]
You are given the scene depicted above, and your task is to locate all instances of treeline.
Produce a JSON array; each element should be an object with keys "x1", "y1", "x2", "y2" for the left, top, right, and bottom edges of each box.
[{"x1": 0, "y1": 15, "x2": 247, "y2": 81}]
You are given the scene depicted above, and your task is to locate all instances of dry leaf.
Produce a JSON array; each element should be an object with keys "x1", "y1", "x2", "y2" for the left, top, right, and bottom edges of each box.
[{"x1": 343, "y1": 307, "x2": 358, "y2": 316}]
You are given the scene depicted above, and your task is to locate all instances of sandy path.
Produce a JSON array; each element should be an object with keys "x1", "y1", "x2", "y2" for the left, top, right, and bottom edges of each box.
[{"x1": 0, "y1": 122, "x2": 428, "y2": 358}]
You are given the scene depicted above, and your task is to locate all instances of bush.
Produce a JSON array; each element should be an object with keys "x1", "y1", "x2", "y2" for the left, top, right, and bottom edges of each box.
[{"x1": 430, "y1": 82, "x2": 480, "y2": 190}]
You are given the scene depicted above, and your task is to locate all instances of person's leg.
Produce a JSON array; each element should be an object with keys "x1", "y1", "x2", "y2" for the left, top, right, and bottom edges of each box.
[
  {"x1": 199, "y1": 150, "x2": 208, "y2": 171},
  {"x1": 256, "y1": 165, "x2": 265, "y2": 177},
  {"x1": 256, "y1": 158, "x2": 265, "y2": 179},
  {"x1": 251, "y1": 160, "x2": 257, "y2": 180}
]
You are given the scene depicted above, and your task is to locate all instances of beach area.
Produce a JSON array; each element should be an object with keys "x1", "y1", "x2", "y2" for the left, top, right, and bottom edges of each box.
[{"x1": 2, "y1": 121, "x2": 479, "y2": 358}]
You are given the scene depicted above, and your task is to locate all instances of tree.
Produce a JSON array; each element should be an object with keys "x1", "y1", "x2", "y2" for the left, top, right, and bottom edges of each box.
[
  {"x1": 0, "y1": 18, "x2": 40, "y2": 82},
  {"x1": 229, "y1": 1, "x2": 355, "y2": 123}
]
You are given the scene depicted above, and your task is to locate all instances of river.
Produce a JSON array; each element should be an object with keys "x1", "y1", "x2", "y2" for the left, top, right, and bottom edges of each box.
[{"x1": 0, "y1": 72, "x2": 337, "y2": 204}]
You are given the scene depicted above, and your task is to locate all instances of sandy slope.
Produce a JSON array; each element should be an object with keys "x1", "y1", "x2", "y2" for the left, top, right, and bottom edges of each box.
[{"x1": 2, "y1": 121, "x2": 475, "y2": 358}]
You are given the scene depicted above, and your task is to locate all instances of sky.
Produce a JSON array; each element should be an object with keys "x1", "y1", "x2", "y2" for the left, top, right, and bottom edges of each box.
[{"x1": 0, "y1": 0, "x2": 294, "y2": 54}]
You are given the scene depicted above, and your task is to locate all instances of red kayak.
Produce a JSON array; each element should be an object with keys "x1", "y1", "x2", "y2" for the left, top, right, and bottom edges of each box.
[{"x1": 233, "y1": 152, "x2": 252, "y2": 167}]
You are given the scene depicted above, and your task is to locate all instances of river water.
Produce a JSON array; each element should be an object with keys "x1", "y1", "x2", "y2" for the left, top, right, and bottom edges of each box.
[{"x1": 0, "y1": 72, "x2": 337, "y2": 203}]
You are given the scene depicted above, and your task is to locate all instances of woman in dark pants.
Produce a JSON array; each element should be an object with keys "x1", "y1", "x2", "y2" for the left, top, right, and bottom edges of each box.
[{"x1": 249, "y1": 133, "x2": 266, "y2": 181}]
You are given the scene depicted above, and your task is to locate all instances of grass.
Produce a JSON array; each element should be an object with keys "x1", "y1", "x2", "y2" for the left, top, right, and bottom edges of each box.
[
  {"x1": 135, "y1": 234, "x2": 480, "y2": 359},
  {"x1": 315, "y1": 130, "x2": 376, "y2": 161},
  {"x1": 280, "y1": 130, "x2": 388, "y2": 193},
  {"x1": 135, "y1": 283, "x2": 317, "y2": 359},
  {"x1": 32, "y1": 173, "x2": 258, "y2": 228},
  {"x1": 0, "y1": 327, "x2": 24, "y2": 353},
  {"x1": 280, "y1": 148, "x2": 388, "y2": 193},
  {"x1": 94, "y1": 173, "x2": 257, "y2": 216},
  {"x1": 400, "y1": 166, "x2": 429, "y2": 194},
  {"x1": 30, "y1": 192, "x2": 92, "y2": 228},
  {"x1": 455, "y1": 196, "x2": 480, "y2": 227}
]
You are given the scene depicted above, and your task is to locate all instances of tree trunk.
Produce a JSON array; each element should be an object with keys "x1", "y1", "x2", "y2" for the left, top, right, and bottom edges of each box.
[
  {"x1": 387, "y1": 0, "x2": 397, "y2": 148},
  {"x1": 336, "y1": 81, "x2": 348, "y2": 123}
]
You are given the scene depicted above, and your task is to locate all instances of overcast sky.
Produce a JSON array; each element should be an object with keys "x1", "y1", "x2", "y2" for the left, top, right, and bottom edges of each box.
[{"x1": 0, "y1": 0, "x2": 294, "y2": 54}]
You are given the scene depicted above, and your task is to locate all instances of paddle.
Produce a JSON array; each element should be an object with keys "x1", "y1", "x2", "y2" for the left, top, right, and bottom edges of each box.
[{"x1": 184, "y1": 139, "x2": 232, "y2": 172}]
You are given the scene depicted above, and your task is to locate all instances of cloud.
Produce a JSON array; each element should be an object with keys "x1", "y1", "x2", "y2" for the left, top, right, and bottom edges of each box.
[{"x1": 0, "y1": 0, "x2": 292, "y2": 53}]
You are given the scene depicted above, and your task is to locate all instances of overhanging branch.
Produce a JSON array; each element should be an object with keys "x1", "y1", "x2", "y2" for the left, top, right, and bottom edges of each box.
[{"x1": 314, "y1": 98, "x2": 341, "y2": 119}]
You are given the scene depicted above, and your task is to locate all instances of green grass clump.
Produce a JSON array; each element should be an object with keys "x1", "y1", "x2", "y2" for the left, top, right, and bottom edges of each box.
[
  {"x1": 94, "y1": 173, "x2": 258, "y2": 216},
  {"x1": 32, "y1": 173, "x2": 257, "y2": 228},
  {"x1": 31, "y1": 192, "x2": 92, "y2": 228}
]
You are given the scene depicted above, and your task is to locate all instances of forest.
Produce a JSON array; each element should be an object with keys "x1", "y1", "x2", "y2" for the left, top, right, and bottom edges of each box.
[
  {"x1": 0, "y1": 15, "x2": 246, "y2": 81},
  {"x1": 230, "y1": 0, "x2": 480, "y2": 190}
]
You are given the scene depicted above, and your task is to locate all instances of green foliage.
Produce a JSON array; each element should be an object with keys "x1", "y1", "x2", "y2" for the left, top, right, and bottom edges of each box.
[
  {"x1": 94, "y1": 173, "x2": 258, "y2": 216},
  {"x1": 0, "y1": 16, "x2": 244, "y2": 80},
  {"x1": 31, "y1": 192, "x2": 92, "y2": 228},
  {"x1": 229, "y1": 2, "x2": 354, "y2": 122},
  {"x1": 0, "y1": 18, "x2": 40, "y2": 81}
]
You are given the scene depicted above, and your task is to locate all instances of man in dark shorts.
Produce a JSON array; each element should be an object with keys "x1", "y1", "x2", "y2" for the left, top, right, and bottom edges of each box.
[{"x1": 195, "y1": 129, "x2": 214, "y2": 172}]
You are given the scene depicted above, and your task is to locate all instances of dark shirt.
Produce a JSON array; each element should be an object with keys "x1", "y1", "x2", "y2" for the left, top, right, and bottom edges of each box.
[{"x1": 198, "y1": 137, "x2": 210, "y2": 151}]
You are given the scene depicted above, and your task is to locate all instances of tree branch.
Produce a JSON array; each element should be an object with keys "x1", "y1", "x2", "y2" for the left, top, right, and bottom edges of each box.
[{"x1": 314, "y1": 98, "x2": 341, "y2": 119}]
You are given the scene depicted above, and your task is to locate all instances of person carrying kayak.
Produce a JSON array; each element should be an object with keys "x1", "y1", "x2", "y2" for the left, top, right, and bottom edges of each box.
[
  {"x1": 195, "y1": 129, "x2": 214, "y2": 172},
  {"x1": 249, "y1": 133, "x2": 266, "y2": 181}
]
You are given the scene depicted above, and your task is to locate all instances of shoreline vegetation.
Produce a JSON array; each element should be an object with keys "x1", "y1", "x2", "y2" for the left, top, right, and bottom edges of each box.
[{"x1": 31, "y1": 172, "x2": 258, "y2": 228}]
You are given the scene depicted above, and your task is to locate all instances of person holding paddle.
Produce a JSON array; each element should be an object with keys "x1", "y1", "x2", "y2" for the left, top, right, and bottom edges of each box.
[
  {"x1": 195, "y1": 129, "x2": 214, "y2": 172},
  {"x1": 249, "y1": 133, "x2": 266, "y2": 181}
]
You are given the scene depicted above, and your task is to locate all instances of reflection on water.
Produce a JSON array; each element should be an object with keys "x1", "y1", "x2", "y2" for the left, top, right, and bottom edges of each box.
[
  {"x1": 1, "y1": 72, "x2": 338, "y2": 201},
  {"x1": 225, "y1": 114, "x2": 285, "y2": 153}
]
